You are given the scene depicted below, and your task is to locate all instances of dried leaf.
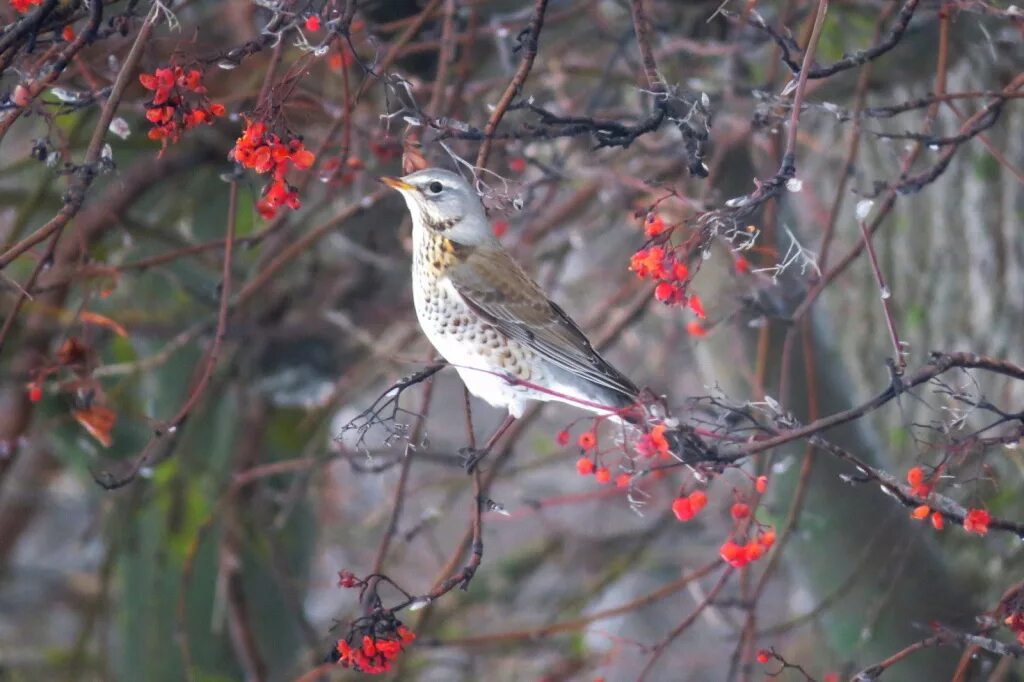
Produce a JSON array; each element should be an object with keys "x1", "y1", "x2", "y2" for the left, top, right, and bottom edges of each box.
[
  {"x1": 79, "y1": 311, "x2": 128, "y2": 338},
  {"x1": 72, "y1": 405, "x2": 116, "y2": 447},
  {"x1": 402, "y1": 129, "x2": 427, "y2": 174},
  {"x1": 57, "y1": 336, "x2": 89, "y2": 366}
]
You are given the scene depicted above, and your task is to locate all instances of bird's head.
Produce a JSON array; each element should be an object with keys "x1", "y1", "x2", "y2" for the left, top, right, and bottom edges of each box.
[{"x1": 381, "y1": 168, "x2": 496, "y2": 246}]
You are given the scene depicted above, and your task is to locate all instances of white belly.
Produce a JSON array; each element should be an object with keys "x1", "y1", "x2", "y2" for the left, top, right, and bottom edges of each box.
[
  {"x1": 412, "y1": 269, "x2": 624, "y2": 419},
  {"x1": 413, "y1": 276, "x2": 544, "y2": 417}
]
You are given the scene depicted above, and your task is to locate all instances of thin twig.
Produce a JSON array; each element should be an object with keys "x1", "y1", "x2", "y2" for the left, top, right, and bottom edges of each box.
[
  {"x1": 474, "y1": 0, "x2": 549, "y2": 169},
  {"x1": 636, "y1": 567, "x2": 734, "y2": 681},
  {"x1": 93, "y1": 181, "x2": 239, "y2": 489},
  {"x1": 857, "y1": 216, "x2": 904, "y2": 371}
]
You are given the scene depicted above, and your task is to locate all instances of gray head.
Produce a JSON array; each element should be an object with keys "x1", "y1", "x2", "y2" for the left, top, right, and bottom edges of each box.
[{"x1": 381, "y1": 168, "x2": 496, "y2": 246}]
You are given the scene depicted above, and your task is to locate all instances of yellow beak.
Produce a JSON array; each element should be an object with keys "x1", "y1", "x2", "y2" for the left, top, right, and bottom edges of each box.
[{"x1": 379, "y1": 176, "x2": 414, "y2": 191}]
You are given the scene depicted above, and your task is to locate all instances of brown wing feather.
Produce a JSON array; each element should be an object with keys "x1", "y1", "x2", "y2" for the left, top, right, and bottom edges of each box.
[{"x1": 447, "y1": 247, "x2": 639, "y2": 402}]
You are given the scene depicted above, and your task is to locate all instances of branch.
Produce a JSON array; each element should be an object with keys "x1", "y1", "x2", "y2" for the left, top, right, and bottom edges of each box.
[
  {"x1": 93, "y1": 181, "x2": 238, "y2": 489},
  {"x1": 628, "y1": 0, "x2": 664, "y2": 94},
  {"x1": 424, "y1": 559, "x2": 721, "y2": 646},
  {"x1": 636, "y1": 566, "x2": 733, "y2": 681},
  {"x1": 0, "y1": 2, "x2": 156, "y2": 357},
  {"x1": 741, "y1": 0, "x2": 921, "y2": 80},
  {"x1": 337, "y1": 362, "x2": 447, "y2": 450},
  {"x1": 474, "y1": 0, "x2": 549, "y2": 169},
  {"x1": 735, "y1": 351, "x2": 1024, "y2": 458}
]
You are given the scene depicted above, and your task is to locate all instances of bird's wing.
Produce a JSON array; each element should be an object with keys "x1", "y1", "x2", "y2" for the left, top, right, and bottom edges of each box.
[{"x1": 446, "y1": 246, "x2": 639, "y2": 403}]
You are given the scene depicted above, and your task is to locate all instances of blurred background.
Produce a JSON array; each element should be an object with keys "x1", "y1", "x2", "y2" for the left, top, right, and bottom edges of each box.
[{"x1": 0, "y1": 0, "x2": 1022, "y2": 680}]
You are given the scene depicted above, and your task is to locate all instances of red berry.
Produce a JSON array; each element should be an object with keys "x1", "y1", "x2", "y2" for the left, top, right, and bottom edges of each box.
[
  {"x1": 731, "y1": 502, "x2": 750, "y2": 520},
  {"x1": 687, "y1": 294, "x2": 706, "y2": 319},
  {"x1": 644, "y1": 214, "x2": 666, "y2": 238},
  {"x1": 594, "y1": 467, "x2": 611, "y2": 484},
  {"x1": 337, "y1": 570, "x2": 357, "y2": 588},
  {"x1": 686, "y1": 321, "x2": 706, "y2": 337},
  {"x1": 963, "y1": 508, "x2": 990, "y2": 535},
  {"x1": 654, "y1": 281, "x2": 675, "y2": 303},
  {"x1": 576, "y1": 457, "x2": 594, "y2": 475},
  {"x1": 688, "y1": 490, "x2": 708, "y2": 511},
  {"x1": 12, "y1": 84, "x2": 30, "y2": 107},
  {"x1": 719, "y1": 540, "x2": 747, "y2": 567},
  {"x1": 305, "y1": 15, "x2": 322, "y2": 32},
  {"x1": 672, "y1": 497, "x2": 695, "y2": 522}
]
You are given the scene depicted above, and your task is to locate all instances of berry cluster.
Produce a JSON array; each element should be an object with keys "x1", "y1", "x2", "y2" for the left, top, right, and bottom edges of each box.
[
  {"x1": 906, "y1": 465, "x2": 934, "y2": 496},
  {"x1": 12, "y1": 0, "x2": 42, "y2": 13},
  {"x1": 334, "y1": 626, "x2": 416, "y2": 675},
  {"x1": 671, "y1": 490, "x2": 708, "y2": 521},
  {"x1": 139, "y1": 66, "x2": 225, "y2": 149},
  {"x1": 636, "y1": 424, "x2": 672, "y2": 458},
  {"x1": 963, "y1": 508, "x2": 991, "y2": 535},
  {"x1": 719, "y1": 528, "x2": 775, "y2": 568},
  {"x1": 671, "y1": 475, "x2": 777, "y2": 568},
  {"x1": 563, "y1": 429, "x2": 632, "y2": 487},
  {"x1": 629, "y1": 212, "x2": 711, "y2": 336},
  {"x1": 574, "y1": 456, "x2": 625, "y2": 486},
  {"x1": 629, "y1": 245, "x2": 704, "y2": 314},
  {"x1": 906, "y1": 467, "x2": 991, "y2": 535},
  {"x1": 1004, "y1": 610, "x2": 1024, "y2": 647},
  {"x1": 230, "y1": 119, "x2": 315, "y2": 219},
  {"x1": 911, "y1": 503, "x2": 945, "y2": 530},
  {"x1": 718, "y1": 478, "x2": 775, "y2": 568}
]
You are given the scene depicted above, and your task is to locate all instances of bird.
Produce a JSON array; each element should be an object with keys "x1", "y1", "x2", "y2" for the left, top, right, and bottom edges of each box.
[{"x1": 381, "y1": 168, "x2": 645, "y2": 458}]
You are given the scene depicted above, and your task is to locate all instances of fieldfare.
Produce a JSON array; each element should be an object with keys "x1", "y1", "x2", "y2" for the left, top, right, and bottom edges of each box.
[{"x1": 382, "y1": 169, "x2": 644, "y2": 434}]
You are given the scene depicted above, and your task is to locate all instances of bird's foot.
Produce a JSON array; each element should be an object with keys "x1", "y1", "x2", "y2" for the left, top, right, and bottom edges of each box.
[{"x1": 458, "y1": 447, "x2": 488, "y2": 473}]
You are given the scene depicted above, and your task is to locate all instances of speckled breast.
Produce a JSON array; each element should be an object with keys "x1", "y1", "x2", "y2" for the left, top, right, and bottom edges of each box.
[{"x1": 412, "y1": 233, "x2": 537, "y2": 385}]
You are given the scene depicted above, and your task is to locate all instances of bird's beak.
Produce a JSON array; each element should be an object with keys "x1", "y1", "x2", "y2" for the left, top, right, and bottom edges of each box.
[{"x1": 379, "y1": 176, "x2": 414, "y2": 192}]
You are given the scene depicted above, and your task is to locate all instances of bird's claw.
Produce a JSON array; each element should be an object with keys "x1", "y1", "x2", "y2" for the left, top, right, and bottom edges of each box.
[{"x1": 459, "y1": 447, "x2": 486, "y2": 473}]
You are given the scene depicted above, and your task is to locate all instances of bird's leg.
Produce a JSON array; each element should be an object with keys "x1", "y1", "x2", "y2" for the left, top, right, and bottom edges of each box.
[{"x1": 461, "y1": 414, "x2": 517, "y2": 473}]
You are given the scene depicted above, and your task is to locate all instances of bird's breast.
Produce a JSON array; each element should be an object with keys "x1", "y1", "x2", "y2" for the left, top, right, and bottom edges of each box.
[{"x1": 411, "y1": 266, "x2": 535, "y2": 384}]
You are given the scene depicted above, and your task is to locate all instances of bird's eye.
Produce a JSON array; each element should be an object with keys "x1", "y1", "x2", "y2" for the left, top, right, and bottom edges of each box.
[{"x1": 428, "y1": 181, "x2": 443, "y2": 194}]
